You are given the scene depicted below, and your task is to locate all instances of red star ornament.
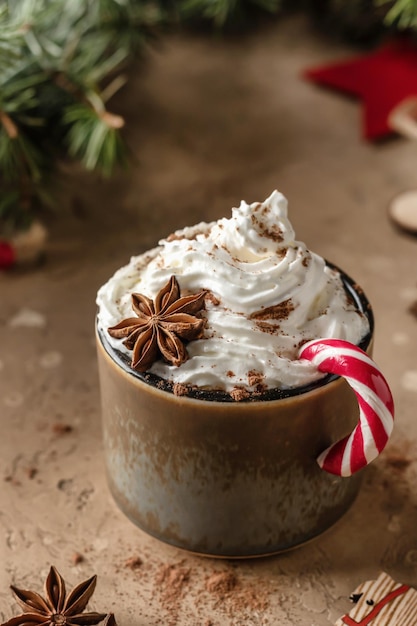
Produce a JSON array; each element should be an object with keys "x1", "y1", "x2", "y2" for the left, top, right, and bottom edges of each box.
[{"x1": 304, "y1": 39, "x2": 417, "y2": 141}]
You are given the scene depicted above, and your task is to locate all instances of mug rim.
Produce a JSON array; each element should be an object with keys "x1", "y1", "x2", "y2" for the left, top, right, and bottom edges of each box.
[{"x1": 96, "y1": 262, "x2": 374, "y2": 403}]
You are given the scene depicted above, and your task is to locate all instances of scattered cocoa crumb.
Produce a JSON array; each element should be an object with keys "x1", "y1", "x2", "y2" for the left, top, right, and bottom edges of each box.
[
  {"x1": 250, "y1": 213, "x2": 283, "y2": 242},
  {"x1": 25, "y1": 467, "x2": 38, "y2": 479},
  {"x1": 250, "y1": 299, "x2": 294, "y2": 321},
  {"x1": 5, "y1": 471, "x2": 21, "y2": 486},
  {"x1": 253, "y1": 321, "x2": 281, "y2": 335},
  {"x1": 173, "y1": 383, "x2": 189, "y2": 397},
  {"x1": 229, "y1": 387, "x2": 250, "y2": 402},
  {"x1": 352, "y1": 282, "x2": 365, "y2": 298},
  {"x1": 155, "y1": 563, "x2": 190, "y2": 605},
  {"x1": 205, "y1": 570, "x2": 270, "y2": 615},
  {"x1": 297, "y1": 338, "x2": 311, "y2": 351},
  {"x1": 409, "y1": 301, "x2": 417, "y2": 318},
  {"x1": 71, "y1": 552, "x2": 84, "y2": 565},
  {"x1": 263, "y1": 226, "x2": 284, "y2": 243},
  {"x1": 206, "y1": 571, "x2": 237, "y2": 597},
  {"x1": 166, "y1": 226, "x2": 208, "y2": 242},
  {"x1": 256, "y1": 384, "x2": 268, "y2": 393},
  {"x1": 166, "y1": 233, "x2": 186, "y2": 242},
  {"x1": 205, "y1": 292, "x2": 221, "y2": 306},
  {"x1": 236, "y1": 586, "x2": 269, "y2": 612},
  {"x1": 125, "y1": 556, "x2": 143, "y2": 570},
  {"x1": 247, "y1": 370, "x2": 264, "y2": 387},
  {"x1": 302, "y1": 257, "x2": 310, "y2": 267},
  {"x1": 52, "y1": 423, "x2": 73, "y2": 436},
  {"x1": 226, "y1": 370, "x2": 235, "y2": 378}
]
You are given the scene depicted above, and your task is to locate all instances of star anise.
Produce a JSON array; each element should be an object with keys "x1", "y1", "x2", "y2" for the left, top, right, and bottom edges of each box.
[
  {"x1": 108, "y1": 275, "x2": 206, "y2": 372},
  {"x1": 2, "y1": 566, "x2": 107, "y2": 626}
]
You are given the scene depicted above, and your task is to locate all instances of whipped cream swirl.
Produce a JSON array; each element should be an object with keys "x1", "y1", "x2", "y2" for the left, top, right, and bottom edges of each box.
[{"x1": 97, "y1": 191, "x2": 369, "y2": 391}]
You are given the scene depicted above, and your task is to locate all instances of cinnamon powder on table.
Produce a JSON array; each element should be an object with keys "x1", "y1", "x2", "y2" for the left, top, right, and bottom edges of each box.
[
  {"x1": 205, "y1": 569, "x2": 270, "y2": 614},
  {"x1": 205, "y1": 571, "x2": 237, "y2": 596},
  {"x1": 155, "y1": 563, "x2": 191, "y2": 605},
  {"x1": 125, "y1": 556, "x2": 143, "y2": 570}
]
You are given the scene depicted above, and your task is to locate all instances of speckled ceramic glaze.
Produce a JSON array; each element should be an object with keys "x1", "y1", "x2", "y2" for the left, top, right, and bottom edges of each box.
[{"x1": 96, "y1": 271, "x2": 373, "y2": 557}]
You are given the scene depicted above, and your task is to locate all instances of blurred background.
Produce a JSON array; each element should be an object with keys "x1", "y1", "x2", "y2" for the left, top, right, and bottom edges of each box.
[
  {"x1": 2, "y1": 0, "x2": 417, "y2": 256},
  {"x1": 1, "y1": 2, "x2": 417, "y2": 626}
]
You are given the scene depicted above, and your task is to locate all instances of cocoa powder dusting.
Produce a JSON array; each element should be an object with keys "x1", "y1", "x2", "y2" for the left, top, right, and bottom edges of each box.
[
  {"x1": 247, "y1": 370, "x2": 264, "y2": 387},
  {"x1": 71, "y1": 552, "x2": 84, "y2": 565},
  {"x1": 166, "y1": 227, "x2": 208, "y2": 242},
  {"x1": 229, "y1": 387, "x2": 250, "y2": 402},
  {"x1": 250, "y1": 210, "x2": 283, "y2": 242},
  {"x1": 173, "y1": 383, "x2": 189, "y2": 397},
  {"x1": 235, "y1": 586, "x2": 270, "y2": 612},
  {"x1": 155, "y1": 563, "x2": 190, "y2": 605},
  {"x1": 206, "y1": 572, "x2": 237, "y2": 596},
  {"x1": 250, "y1": 299, "x2": 294, "y2": 321},
  {"x1": 205, "y1": 569, "x2": 270, "y2": 615},
  {"x1": 52, "y1": 423, "x2": 73, "y2": 435},
  {"x1": 254, "y1": 320, "x2": 281, "y2": 335},
  {"x1": 25, "y1": 467, "x2": 38, "y2": 479},
  {"x1": 205, "y1": 291, "x2": 221, "y2": 306},
  {"x1": 125, "y1": 556, "x2": 143, "y2": 570},
  {"x1": 263, "y1": 225, "x2": 283, "y2": 242}
]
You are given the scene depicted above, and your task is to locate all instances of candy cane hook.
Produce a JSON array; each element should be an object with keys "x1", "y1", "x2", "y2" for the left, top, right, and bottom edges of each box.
[{"x1": 299, "y1": 338, "x2": 394, "y2": 477}]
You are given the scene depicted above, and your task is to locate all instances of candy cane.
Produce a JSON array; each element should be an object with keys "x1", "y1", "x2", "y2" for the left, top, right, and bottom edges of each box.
[{"x1": 299, "y1": 338, "x2": 394, "y2": 477}]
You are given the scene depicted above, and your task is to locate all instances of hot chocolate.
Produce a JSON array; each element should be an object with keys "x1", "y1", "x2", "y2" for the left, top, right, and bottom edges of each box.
[
  {"x1": 96, "y1": 191, "x2": 390, "y2": 557},
  {"x1": 97, "y1": 190, "x2": 369, "y2": 396}
]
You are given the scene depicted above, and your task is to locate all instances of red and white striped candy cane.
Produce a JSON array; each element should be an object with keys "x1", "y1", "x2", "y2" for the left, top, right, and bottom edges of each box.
[{"x1": 299, "y1": 338, "x2": 394, "y2": 477}]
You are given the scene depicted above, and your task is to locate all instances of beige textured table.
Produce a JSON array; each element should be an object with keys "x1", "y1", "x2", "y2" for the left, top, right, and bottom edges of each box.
[{"x1": 1, "y1": 16, "x2": 417, "y2": 626}]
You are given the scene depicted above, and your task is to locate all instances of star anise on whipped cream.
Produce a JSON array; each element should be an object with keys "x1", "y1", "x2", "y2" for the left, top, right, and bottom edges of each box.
[
  {"x1": 2, "y1": 566, "x2": 108, "y2": 626},
  {"x1": 108, "y1": 275, "x2": 206, "y2": 372}
]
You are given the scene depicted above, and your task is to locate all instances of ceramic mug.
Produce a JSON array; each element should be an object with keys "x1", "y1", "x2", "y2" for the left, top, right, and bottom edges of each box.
[{"x1": 96, "y1": 268, "x2": 393, "y2": 557}]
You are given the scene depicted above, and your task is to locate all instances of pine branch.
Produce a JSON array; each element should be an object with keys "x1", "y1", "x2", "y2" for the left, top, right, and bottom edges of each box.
[
  {"x1": 178, "y1": 0, "x2": 281, "y2": 27},
  {"x1": 7, "y1": 0, "x2": 414, "y2": 237},
  {"x1": 0, "y1": 124, "x2": 43, "y2": 183},
  {"x1": 98, "y1": 0, "x2": 168, "y2": 53},
  {"x1": 64, "y1": 104, "x2": 127, "y2": 176},
  {"x1": 376, "y1": 0, "x2": 417, "y2": 28}
]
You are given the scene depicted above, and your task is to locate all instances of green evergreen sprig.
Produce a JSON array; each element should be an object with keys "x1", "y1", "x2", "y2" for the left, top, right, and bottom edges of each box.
[
  {"x1": 0, "y1": 0, "x2": 164, "y2": 235},
  {"x1": 2, "y1": 0, "x2": 417, "y2": 237},
  {"x1": 64, "y1": 103, "x2": 127, "y2": 175},
  {"x1": 178, "y1": 0, "x2": 281, "y2": 28},
  {"x1": 377, "y1": 0, "x2": 417, "y2": 28}
]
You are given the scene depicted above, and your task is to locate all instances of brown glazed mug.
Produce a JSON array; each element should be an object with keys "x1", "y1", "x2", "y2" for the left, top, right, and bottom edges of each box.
[{"x1": 96, "y1": 269, "x2": 385, "y2": 557}]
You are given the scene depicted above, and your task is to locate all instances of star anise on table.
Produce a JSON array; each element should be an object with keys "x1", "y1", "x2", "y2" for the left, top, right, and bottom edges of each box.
[
  {"x1": 2, "y1": 566, "x2": 108, "y2": 626},
  {"x1": 108, "y1": 275, "x2": 206, "y2": 372}
]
